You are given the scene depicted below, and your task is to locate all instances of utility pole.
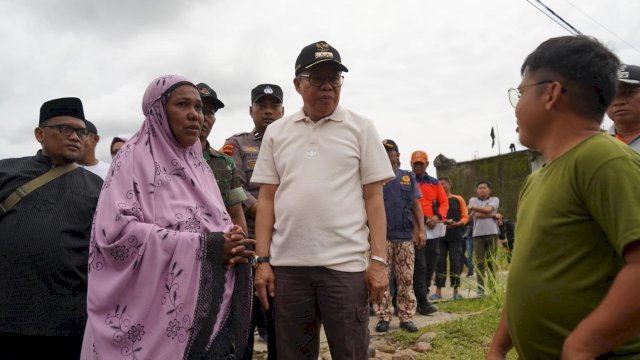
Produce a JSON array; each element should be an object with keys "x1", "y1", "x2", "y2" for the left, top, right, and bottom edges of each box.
[{"x1": 496, "y1": 122, "x2": 502, "y2": 155}]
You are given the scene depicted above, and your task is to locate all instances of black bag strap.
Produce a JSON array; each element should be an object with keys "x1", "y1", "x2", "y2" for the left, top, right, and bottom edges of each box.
[{"x1": 0, "y1": 163, "x2": 79, "y2": 215}]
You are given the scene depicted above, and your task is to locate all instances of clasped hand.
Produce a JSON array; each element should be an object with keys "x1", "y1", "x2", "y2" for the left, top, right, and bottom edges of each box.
[{"x1": 222, "y1": 225, "x2": 255, "y2": 268}]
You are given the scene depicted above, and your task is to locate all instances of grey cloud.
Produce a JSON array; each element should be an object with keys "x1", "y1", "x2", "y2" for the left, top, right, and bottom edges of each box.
[{"x1": 1, "y1": 0, "x2": 638, "y2": 169}]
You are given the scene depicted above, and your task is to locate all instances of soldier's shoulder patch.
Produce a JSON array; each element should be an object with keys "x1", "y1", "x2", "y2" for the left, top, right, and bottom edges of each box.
[
  {"x1": 221, "y1": 143, "x2": 235, "y2": 156},
  {"x1": 229, "y1": 132, "x2": 249, "y2": 138}
]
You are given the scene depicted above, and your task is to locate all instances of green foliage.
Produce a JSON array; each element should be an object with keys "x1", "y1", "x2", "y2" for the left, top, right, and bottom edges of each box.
[
  {"x1": 468, "y1": 246, "x2": 509, "y2": 310},
  {"x1": 385, "y1": 249, "x2": 516, "y2": 359},
  {"x1": 387, "y1": 299, "x2": 517, "y2": 359},
  {"x1": 419, "y1": 310, "x2": 517, "y2": 360},
  {"x1": 434, "y1": 296, "x2": 494, "y2": 313}
]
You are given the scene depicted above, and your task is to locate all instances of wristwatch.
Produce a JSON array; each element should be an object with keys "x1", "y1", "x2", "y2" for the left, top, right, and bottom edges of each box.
[{"x1": 251, "y1": 256, "x2": 271, "y2": 269}]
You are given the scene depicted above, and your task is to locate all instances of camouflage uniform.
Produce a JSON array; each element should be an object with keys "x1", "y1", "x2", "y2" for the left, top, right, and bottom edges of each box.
[
  {"x1": 203, "y1": 141, "x2": 247, "y2": 209},
  {"x1": 223, "y1": 129, "x2": 263, "y2": 237}
]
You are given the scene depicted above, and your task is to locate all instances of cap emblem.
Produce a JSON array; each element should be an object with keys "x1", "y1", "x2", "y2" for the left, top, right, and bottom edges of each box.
[
  {"x1": 264, "y1": 86, "x2": 273, "y2": 94},
  {"x1": 618, "y1": 65, "x2": 630, "y2": 80},
  {"x1": 315, "y1": 41, "x2": 334, "y2": 60},
  {"x1": 315, "y1": 51, "x2": 334, "y2": 60},
  {"x1": 200, "y1": 87, "x2": 210, "y2": 95},
  {"x1": 316, "y1": 41, "x2": 331, "y2": 51}
]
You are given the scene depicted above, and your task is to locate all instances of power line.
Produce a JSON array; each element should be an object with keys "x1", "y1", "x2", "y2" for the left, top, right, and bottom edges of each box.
[
  {"x1": 562, "y1": 0, "x2": 640, "y2": 56},
  {"x1": 525, "y1": 0, "x2": 582, "y2": 35}
]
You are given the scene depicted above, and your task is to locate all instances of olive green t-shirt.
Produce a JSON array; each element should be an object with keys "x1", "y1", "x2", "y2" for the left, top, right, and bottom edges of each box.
[{"x1": 507, "y1": 134, "x2": 640, "y2": 359}]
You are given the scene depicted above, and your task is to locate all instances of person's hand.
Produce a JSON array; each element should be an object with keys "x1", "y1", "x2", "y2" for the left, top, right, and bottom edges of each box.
[
  {"x1": 495, "y1": 213, "x2": 504, "y2": 225},
  {"x1": 562, "y1": 333, "x2": 598, "y2": 360},
  {"x1": 499, "y1": 239, "x2": 507, "y2": 248},
  {"x1": 444, "y1": 219, "x2": 454, "y2": 229},
  {"x1": 426, "y1": 216, "x2": 437, "y2": 229},
  {"x1": 413, "y1": 231, "x2": 426, "y2": 249},
  {"x1": 254, "y1": 263, "x2": 275, "y2": 310},
  {"x1": 365, "y1": 261, "x2": 388, "y2": 303},
  {"x1": 223, "y1": 225, "x2": 255, "y2": 268}
]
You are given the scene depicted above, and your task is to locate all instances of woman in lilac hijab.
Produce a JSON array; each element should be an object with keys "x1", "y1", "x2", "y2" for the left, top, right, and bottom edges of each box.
[{"x1": 81, "y1": 75, "x2": 254, "y2": 359}]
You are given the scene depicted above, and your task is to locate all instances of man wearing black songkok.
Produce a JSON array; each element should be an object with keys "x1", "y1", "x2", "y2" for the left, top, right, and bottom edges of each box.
[{"x1": 0, "y1": 97, "x2": 103, "y2": 358}]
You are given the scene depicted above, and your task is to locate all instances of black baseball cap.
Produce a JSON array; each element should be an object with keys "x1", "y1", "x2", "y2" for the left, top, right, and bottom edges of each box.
[
  {"x1": 295, "y1": 41, "x2": 349, "y2": 76},
  {"x1": 39, "y1": 97, "x2": 86, "y2": 124},
  {"x1": 251, "y1": 84, "x2": 283, "y2": 103},
  {"x1": 382, "y1": 139, "x2": 399, "y2": 152},
  {"x1": 85, "y1": 120, "x2": 98, "y2": 135},
  {"x1": 197, "y1": 83, "x2": 225, "y2": 110},
  {"x1": 618, "y1": 64, "x2": 640, "y2": 86}
]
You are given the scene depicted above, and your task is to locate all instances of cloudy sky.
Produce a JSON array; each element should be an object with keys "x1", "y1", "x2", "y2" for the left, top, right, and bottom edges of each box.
[{"x1": 1, "y1": 0, "x2": 638, "y2": 172}]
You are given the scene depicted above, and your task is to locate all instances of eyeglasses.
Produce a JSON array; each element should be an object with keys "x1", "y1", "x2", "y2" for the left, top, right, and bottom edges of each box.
[
  {"x1": 40, "y1": 124, "x2": 89, "y2": 139},
  {"x1": 299, "y1": 74, "x2": 344, "y2": 88},
  {"x1": 508, "y1": 80, "x2": 556, "y2": 108}
]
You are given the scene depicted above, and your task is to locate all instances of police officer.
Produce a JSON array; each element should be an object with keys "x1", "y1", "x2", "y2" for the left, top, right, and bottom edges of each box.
[
  {"x1": 223, "y1": 84, "x2": 284, "y2": 238},
  {"x1": 197, "y1": 83, "x2": 248, "y2": 234},
  {"x1": 607, "y1": 64, "x2": 640, "y2": 153},
  {"x1": 223, "y1": 83, "x2": 284, "y2": 360}
]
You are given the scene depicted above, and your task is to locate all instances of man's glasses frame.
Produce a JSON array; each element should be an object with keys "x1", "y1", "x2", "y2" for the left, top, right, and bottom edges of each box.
[
  {"x1": 40, "y1": 124, "x2": 89, "y2": 139},
  {"x1": 508, "y1": 80, "x2": 562, "y2": 108},
  {"x1": 299, "y1": 74, "x2": 345, "y2": 88}
]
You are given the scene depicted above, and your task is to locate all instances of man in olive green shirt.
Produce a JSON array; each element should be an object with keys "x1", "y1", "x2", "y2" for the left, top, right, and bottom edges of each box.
[
  {"x1": 488, "y1": 36, "x2": 640, "y2": 359},
  {"x1": 197, "y1": 83, "x2": 247, "y2": 234}
]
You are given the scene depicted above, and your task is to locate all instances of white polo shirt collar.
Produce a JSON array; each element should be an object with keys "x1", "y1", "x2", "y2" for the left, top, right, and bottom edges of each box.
[{"x1": 293, "y1": 105, "x2": 346, "y2": 123}]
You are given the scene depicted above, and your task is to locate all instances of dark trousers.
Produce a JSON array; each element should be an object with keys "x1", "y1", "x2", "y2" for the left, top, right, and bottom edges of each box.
[
  {"x1": 243, "y1": 295, "x2": 277, "y2": 360},
  {"x1": 503, "y1": 237, "x2": 514, "y2": 263},
  {"x1": 474, "y1": 234, "x2": 498, "y2": 291},
  {"x1": 1, "y1": 332, "x2": 83, "y2": 359},
  {"x1": 465, "y1": 234, "x2": 475, "y2": 274},
  {"x1": 435, "y1": 239, "x2": 463, "y2": 288},
  {"x1": 413, "y1": 236, "x2": 440, "y2": 306},
  {"x1": 274, "y1": 266, "x2": 369, "y2": 360}
]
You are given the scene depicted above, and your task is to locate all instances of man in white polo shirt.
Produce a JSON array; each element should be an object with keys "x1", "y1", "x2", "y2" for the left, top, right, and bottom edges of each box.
[{"x1": 252, "y1": 40, "x2": 395, "y2": 359}]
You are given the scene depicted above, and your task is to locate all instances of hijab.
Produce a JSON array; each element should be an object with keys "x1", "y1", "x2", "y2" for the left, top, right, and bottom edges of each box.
[{"x1": 82, "y1": 75, "x2": 239, "y2": 359}]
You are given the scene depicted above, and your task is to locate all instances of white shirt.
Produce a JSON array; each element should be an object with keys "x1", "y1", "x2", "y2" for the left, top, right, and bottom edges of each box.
[
  {"x1": 251, "y1": 106, "x2": 394, "y2": 272},
  {"x1": 83, "y1": 160, "x2": 111, "y2": 180}
]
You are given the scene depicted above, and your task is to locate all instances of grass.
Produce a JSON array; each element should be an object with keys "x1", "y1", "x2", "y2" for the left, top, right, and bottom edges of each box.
[
  {"x1": 388, "y1": 298, "x2": 517, "y2": 359},
  {"x1": 386, "y1": 247, "x2": 516, "y2": 359}
]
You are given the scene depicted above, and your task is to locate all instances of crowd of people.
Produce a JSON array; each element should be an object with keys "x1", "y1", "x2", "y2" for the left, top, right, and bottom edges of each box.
[{"x1": 0, "y1": 35, "x2": 639, "y2": 359}]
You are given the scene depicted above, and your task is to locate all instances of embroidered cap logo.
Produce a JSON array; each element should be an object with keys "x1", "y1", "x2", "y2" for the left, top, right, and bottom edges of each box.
[{"x1": 314, "y1": 41, "x2": 334, "y2": 60}]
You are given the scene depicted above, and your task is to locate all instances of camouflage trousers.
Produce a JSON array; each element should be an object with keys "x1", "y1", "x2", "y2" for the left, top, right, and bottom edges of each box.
[{"x1": 373, "y1": 240, "x2": 417, "y2": 322}]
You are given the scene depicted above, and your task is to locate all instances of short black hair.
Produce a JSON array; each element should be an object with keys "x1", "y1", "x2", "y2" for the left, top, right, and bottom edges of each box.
[
  {"x1": 438, "y1": 176, "x2": 451, "y2": 183},
  {"x1": 85, "y1": 120, "x2": 98, "y2": 135},
  {"x1": 521, "y1": 35, "x2": 620, "y2": 122},
  {"x1": 477, "y1": 180, "x2": 492, "y2": 189}
]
